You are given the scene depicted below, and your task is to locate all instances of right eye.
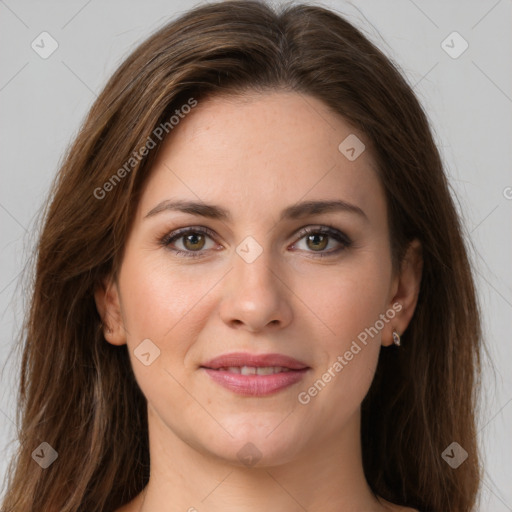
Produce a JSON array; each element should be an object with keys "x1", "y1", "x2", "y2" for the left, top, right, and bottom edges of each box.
[{"x1": 160, "y1": 227, "x2": 220, "y2": 258}]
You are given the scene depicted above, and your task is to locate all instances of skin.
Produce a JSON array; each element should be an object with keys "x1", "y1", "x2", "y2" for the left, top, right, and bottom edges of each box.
[{"x1": 95, "y1": 91, "x2": 422, "y2": 512}]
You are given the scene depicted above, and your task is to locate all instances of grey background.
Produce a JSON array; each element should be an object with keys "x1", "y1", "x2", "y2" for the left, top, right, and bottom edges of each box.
[{"x1": 1, "y1": 0, "x2": 511, "y2": 509}]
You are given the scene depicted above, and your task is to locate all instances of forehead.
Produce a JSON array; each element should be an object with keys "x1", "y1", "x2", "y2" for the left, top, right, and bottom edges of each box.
[{"x1": 137, "y1": 91, "x2": 386, "y2": 225}]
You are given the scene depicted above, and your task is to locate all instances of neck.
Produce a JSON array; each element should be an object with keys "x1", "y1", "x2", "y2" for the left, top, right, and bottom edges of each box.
[{"x1": 139, "y1": 405, "x2": 386, "y2": 512}]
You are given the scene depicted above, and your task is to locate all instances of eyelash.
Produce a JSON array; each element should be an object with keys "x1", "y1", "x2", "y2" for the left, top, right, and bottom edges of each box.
[{"x1": 160, "y1": 225, "x2": 352, "y2": 259}]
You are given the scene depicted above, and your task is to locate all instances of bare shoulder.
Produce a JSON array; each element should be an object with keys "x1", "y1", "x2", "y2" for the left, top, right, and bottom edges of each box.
[
  {"x1": 382, "y1": 501, "x2": 419, "y2": 512},
  {"x1": 113, "y1": 496, "x2": 142, "y2": 512},
  {"x1": 113, "y1": 503, "x2": 131, "y2": 512}
]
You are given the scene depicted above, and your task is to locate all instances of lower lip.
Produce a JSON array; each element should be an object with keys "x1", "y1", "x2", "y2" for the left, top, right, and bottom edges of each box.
[{"x1": 202, "y1": 368, "x2": 308, "y2": 396}]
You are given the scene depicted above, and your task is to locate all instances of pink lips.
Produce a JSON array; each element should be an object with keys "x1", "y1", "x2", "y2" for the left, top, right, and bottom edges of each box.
[{"x1": 200, "y1": 352, "x2": 310, "y2": 396}]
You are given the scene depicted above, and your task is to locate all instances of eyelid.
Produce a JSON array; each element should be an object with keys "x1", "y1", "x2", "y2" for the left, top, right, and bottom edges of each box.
[{"x1": 161, "y1": 225, "x2": 218, "y2": 244}]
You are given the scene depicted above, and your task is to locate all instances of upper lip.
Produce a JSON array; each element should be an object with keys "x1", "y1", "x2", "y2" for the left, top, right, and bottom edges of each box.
[{"x1": 201, "y1": 352, "x2": 309, "y2": 370}]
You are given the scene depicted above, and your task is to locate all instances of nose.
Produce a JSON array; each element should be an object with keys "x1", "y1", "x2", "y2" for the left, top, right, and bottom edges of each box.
[{"x1": 218, "y1": 245, "x2": 293, "y2": 333}]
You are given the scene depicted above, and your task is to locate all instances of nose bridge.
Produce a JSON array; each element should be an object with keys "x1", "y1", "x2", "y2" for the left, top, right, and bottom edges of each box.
[{"x1": 232, "y1": 234, "x2": 281, "y2": 302}]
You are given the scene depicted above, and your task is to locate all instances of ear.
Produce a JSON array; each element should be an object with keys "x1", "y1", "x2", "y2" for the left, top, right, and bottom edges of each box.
[
  {"x1": 382, "y1": 238, "x2": 423, "y2": 347},
  {"x1": 94, "y1": 276, "x2": 127, "y2": 346}
]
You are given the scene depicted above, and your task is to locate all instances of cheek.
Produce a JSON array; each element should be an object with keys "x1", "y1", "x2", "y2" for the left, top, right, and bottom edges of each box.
[
  {"x1": 118, "y1": 252, "x2": 219, "y2": 342},
  {"x1": 116, "y1": 252, "x2": 225, "y2": 404},
  {"x1": 306, "y1": 255, "x2": 391, "y2": 344},
  {"x1": 297, "y1": 255, "x2": 390, "y2": 405},
  {"x1": 116, "y1": 253, "x2": 218, "y2": 418}
]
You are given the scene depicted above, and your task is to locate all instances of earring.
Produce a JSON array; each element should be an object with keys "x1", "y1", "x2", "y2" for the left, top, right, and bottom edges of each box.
[
  {"x1": 101, "y1": 322, "x2": 112, "y2": 334},
  {"x1": 392, "y1": 329, "x2": 401, "y2": 347}
]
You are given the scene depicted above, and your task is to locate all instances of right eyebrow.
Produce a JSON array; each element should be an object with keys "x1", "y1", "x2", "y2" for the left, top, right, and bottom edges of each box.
[{"x1": 144, "y1": 199, "x2": 231, "y2": 221}]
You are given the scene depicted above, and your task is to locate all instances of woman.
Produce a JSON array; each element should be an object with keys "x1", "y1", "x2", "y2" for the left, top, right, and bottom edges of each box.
[{"x1": 1, "y1": 1, "x2": 482, "y2": 511}]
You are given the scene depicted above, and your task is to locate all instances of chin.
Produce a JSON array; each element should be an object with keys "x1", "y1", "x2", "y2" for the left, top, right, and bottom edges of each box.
[{"x1": 203, "y1": 419, "x2": 306, "y2": 468}]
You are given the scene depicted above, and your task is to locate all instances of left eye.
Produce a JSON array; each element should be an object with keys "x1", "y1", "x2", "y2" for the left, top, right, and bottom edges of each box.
[{"x1": 291, "y1": 227, "x2": 351, "y2": 256}]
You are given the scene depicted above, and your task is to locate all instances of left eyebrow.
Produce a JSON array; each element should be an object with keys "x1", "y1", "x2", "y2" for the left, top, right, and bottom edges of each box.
[
  {"x1": 280, "y1": 199, "x2": 368, "y2": 222},
  {"x1": 144, "y1": 199, "x2": 368, "y2": 222}
]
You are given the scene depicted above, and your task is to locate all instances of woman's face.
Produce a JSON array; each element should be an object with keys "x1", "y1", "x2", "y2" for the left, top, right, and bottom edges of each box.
[{"x1": 100, "y1": 91, "x2": 408, "y2": 466}]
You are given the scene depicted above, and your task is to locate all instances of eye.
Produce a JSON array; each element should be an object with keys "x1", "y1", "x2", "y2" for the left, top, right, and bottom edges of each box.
[
  {"x1": 160, "y1": 227, "x2": 219, "y2": 258},
  {"x1": 291, "y1": 226, "x2": 352, "y2": 257},
  {"x1": 160, "y1": 225, "x2": 352, "y2": 259}
]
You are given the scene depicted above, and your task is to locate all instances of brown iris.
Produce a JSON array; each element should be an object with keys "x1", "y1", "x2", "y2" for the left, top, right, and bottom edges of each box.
[
  {"x1": 183, "y1": 232, "x2": 206, "y2": 251},
  {"x1": 306, "y1": 233, "x2": 328, "y2": 251}
]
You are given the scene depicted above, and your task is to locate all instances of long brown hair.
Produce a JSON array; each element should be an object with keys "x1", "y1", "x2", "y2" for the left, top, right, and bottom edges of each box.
[{"x1": 1, "y1": 1, "x2": 482, "y2": 510}]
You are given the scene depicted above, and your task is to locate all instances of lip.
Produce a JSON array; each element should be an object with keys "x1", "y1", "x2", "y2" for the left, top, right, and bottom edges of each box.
[
  {"x1": 200, "y1": 352, "x2": 310, "y2": 397},
  {"x1": 202, "y1": 352, "x2": 309, "y2": 370}
]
